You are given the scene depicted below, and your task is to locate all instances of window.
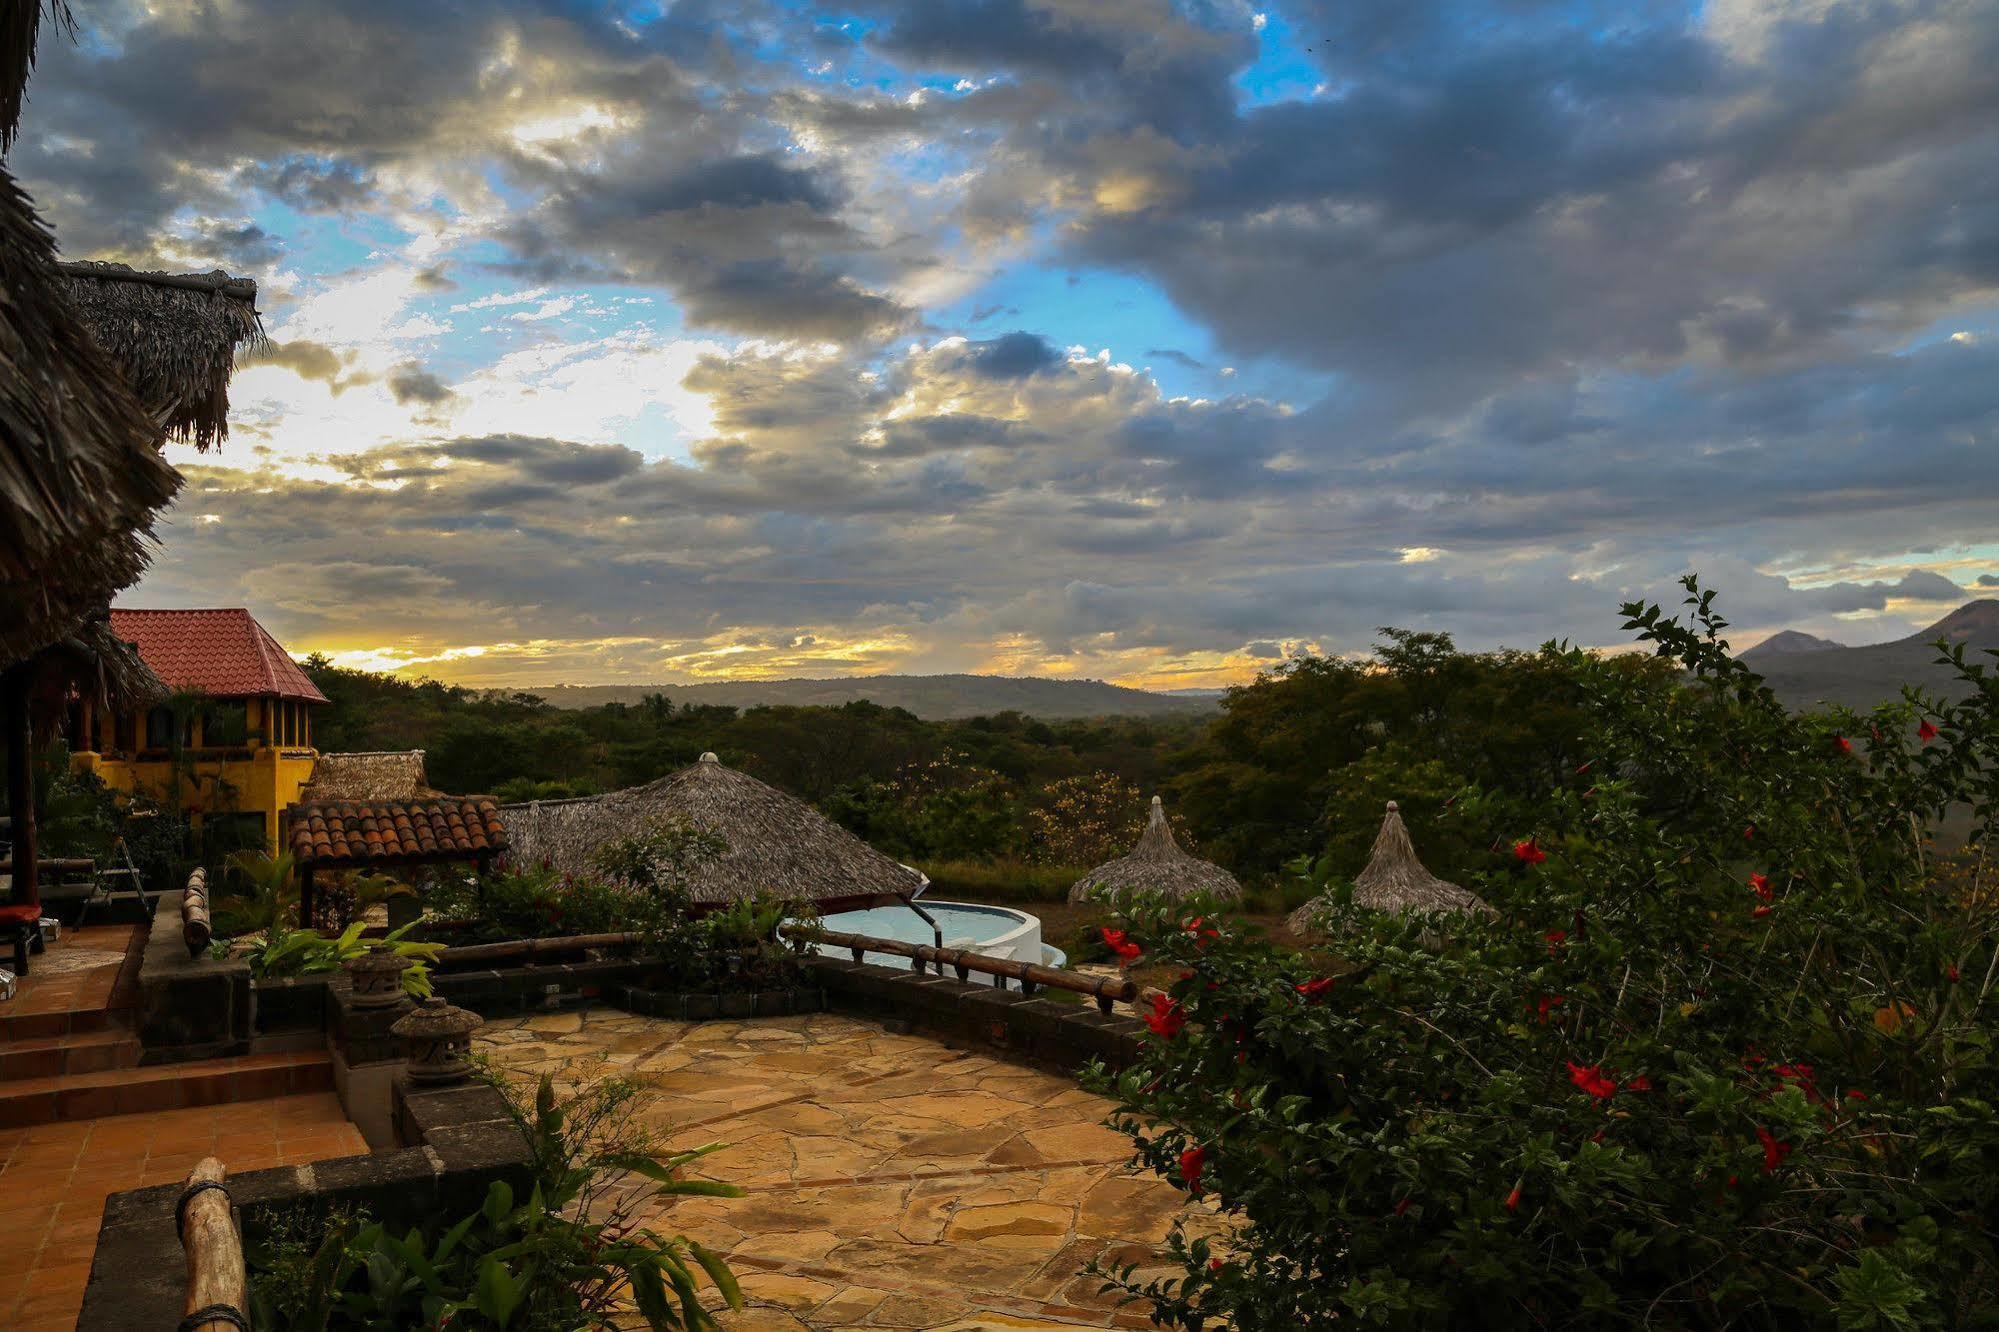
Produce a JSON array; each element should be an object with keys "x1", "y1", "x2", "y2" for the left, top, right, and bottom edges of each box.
[{"x1": 145, "y1": 707, "x2": 174, "y2": 750}]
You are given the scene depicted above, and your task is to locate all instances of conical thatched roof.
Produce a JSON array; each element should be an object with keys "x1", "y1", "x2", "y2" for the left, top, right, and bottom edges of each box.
[
  {"x1": 57, "y1": 261, "x2": 264, "y2": 449},
  {"x1": 498, "y1": 752, "x2": 928, "y2": 908},
  {"x1": 1287, "y1": 801, "x2": 1494, "y2": 935},
  {"x1": 0, "y1": 169, "x2": 178, "y2": 666},
  {"x1": 1069, "y1": 795, "x2": 1242, "y2": 905}
]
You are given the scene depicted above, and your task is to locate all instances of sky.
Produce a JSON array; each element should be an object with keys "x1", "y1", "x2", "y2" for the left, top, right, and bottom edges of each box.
[{"x1": 13, "y1": 0, "x2": 1999, "y2": 688}]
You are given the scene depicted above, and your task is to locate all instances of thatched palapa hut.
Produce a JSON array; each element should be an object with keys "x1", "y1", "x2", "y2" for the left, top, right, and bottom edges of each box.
[
  {"x1": 1287, "y1": 801, "x2": 1494, "y2": 936},
  {"x1": 1069, "y1": 795, "x2": 1242, "y2": 905},
  {"x1": 300, "y1": 751, "x2": 441, "y2": 803},
  {"x1": 499, "y1": 752, "x2": 927, "y2": 910}
]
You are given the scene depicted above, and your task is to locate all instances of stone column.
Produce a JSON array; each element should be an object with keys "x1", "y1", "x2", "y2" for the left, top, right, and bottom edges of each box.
[{"x1": 330, "y1": 944, "x2": 415, "y2": 1148}]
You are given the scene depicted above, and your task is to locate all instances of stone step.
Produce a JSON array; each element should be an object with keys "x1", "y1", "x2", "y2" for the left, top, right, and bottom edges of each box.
[
  {"x1": 0, "y1": 1025, "x2": 140, "y2": 1080},
  {"x1": 0, "y1": 1049, "x2": 331, "y2": 1129}
]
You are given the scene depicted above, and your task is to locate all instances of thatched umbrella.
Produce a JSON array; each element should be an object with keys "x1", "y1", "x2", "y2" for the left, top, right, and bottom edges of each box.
[
  {"x1": 1287, "y1": 801, "x2": 1494, "y2": 936},
  {"x1": 498, "y1": 752, "x2": 928, "y2": 909},
  {"x1": 1069, "y1": 795, "x2": 1242, "y2": 905},
  {"x1": 57, "y1": 261, "x2": 264, "y2": 448}
]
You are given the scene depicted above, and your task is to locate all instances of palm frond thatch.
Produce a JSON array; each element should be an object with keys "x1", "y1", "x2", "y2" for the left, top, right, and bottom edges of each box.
[
  {"x1": 57, "y1": 261, "x2": 265, "y2": 449},
  {"x1": 497, "y1": 752, "x2": 927, "y2": 907},
  {"x1": 0, "y1": 168, "x2": 179, "y2": 665},
  {"x1": 1069, "y1": 795, "x2": 1243, "y2": 905},
  {"x1": 1287, "y1": 801, "x2": 1495, "y2": 936},
  {"x1": 0, "y1": 1, "x2": 71, "y2": 151},
  {"x1": 300, "y1": 751, "x2": 440, "y2": 803}
]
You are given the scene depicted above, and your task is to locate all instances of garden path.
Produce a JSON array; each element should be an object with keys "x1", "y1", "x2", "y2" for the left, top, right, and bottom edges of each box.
[{"x1": 476, "y1": 1008, "x2": 1217, "y2": 1330}]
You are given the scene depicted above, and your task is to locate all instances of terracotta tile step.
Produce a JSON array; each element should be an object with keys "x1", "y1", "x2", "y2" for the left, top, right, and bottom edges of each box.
[
  {"x1": 0, "y1": 1027, "x2": 140, "y2": 1081},
  {"x1": 0, "y1": 1004, "x2": 126, "y2": 1044},
  {"x1": 0, "y1": 1050, "x2": 332, "y2": 1129}
]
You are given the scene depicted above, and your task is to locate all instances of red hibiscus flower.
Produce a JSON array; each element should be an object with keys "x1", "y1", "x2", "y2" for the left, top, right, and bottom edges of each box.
[
  {"x1": 1947, "y1": 964, "x2": 1961, "y2": 982},
  {"x1": 1744, "y1": 823, "x2": 1756, "y2": 840},
  {"x1": 1624, "y1": 1074, "x2": 1652, "y2": 1092},
  {"x1": 1178, "y1": 1146, "x2": 1208, "y2": 1191},
  {"x1": 1183, "y1": 916, "x2": 1219, "y2": 948},
  {"x1": 1295, "y1": 976, "x2": 1336, "y2": 1002},
  {"x1": 1751, "y1": 905, "x2": 1771, "y2": 918},
  {"x1": 1099, "y1": 928, "x2": 1142, "y2": 964},
  {"x1": 1144, "y1": 993, "x2": 1186, "y2": 1039},
  {"x1": 1503, "y1": 1187, "x2": 1522, "y2": 1212},
  {"x1": 1208, "y1": 1258, "x2": 1224, "y2": 1273},
  {"x1": 1844, "y1": 1089, "x2": 1868, "y2": 1102},
  {"x1": 1918, "y1": 719, "x2": 1939, "y2": 743},
  {"x1": 1756, "y1": 1126, "x2": 1791, "y2": 1174},
  {"x1": 1835, "y1": 735, "x2": 1854, "y2": 754},
  {"x1": 1513, "y1": 837, "x2": 1548, "y2": 866},
  {"x1": 1748, "y1": 872, "x2": 1772, "y2": 901},
  {"x1": 1533, "y1": 994, "x2": 1565, "y2": 1024},
  {"x1": 1566, "y1": 1061, "x2": 1618, "y2": 1099}
]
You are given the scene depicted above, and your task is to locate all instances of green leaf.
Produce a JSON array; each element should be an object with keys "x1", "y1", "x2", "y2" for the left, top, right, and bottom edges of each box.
[{"x1": 472, "y1": 1255, "x2": 522, "y2": 1327}]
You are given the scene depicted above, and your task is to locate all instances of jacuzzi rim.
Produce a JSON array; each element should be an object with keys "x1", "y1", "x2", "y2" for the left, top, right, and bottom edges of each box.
[{"x1": 815, "y1": 898, "x2": 1040, "y2": 952}]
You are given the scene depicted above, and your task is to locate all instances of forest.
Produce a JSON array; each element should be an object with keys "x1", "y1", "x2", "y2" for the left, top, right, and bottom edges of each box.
[{"x1": 298, "y1": 628, "x2": 1642, "y2": 904}]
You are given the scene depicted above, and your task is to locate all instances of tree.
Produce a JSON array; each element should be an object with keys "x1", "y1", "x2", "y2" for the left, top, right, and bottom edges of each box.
[{"x1": 1092, "y1": 581, "x2": 1999, "y2": 1329}]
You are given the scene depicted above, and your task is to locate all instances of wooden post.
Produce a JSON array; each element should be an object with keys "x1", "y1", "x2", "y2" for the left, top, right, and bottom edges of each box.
[
  {"x1": 178, "y1": 1157, "x2": 245, "y2": 1332},
  {"x1": 182, "y1": 868, "x2": 212, "y2": 957},
  {"x1": 2, "y1": 665, "x2": 37, "y2": 911}
]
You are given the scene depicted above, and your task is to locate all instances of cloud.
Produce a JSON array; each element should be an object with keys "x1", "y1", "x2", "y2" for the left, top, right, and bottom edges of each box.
[{"x1": 387, "y1": 364, "x2": 455, "y2": 406}]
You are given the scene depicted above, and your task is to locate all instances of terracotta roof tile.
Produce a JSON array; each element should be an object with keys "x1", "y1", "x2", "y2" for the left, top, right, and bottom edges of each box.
[
  {"x1": 288, "y1": 798, "x2": 507, "y2": 866},
  {"x1": 108, "y1": 607, "x2": 327, "y2": 702}
]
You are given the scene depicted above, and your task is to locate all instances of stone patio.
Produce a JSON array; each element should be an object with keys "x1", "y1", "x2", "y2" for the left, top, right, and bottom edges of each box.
[{"x1": 477, "y1": 1008, "x2": 1215, "y2": 1330}]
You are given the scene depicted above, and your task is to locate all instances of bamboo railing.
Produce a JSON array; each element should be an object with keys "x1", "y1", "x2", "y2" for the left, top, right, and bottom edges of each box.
[
  {"x1": 795, "y1": 927, "x2": 1137, "y2": 1012},
  {"x1": 178, "y1": 1158, "x2": 246, "y2": 1332},
  {"x1": 428, "y1": 924, "x2": 1136, "y2": 1013}
]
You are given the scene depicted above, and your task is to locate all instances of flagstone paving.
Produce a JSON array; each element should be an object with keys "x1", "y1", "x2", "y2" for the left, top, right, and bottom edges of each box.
[{"x1": 477, "y1": 1008, "x2": 1220, "y2": 1330}]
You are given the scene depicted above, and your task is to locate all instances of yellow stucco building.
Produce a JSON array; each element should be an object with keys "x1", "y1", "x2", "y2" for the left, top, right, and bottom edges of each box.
[{"x1": 67, "y1": 608, "x2": 327, "y2": 850}]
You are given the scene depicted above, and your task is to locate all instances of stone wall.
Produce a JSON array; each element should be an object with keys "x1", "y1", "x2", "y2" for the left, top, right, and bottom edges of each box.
[{"x1": 76, "y1": 1079, "x2": 529, "y2": 1332}]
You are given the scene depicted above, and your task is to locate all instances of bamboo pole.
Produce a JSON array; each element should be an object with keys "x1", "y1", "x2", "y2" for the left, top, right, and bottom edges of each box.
[
  {"x1": 181, "y1": 867, "x2": 211, "y2": 957},
  {"x1": 178, "y1": 1158, "x2": 245, "y2": 1332},
  {"x1": 56, "y1": 261, "x2": 257, "y2": 302},
  {"x1": 435, "y1": 931, "x2": 639, "y2": 968}
]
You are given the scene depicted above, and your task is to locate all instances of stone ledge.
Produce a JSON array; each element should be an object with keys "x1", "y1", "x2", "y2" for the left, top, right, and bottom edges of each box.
[
  {"x1": 79, "y1": 1078, "x2": 529, "y2": 1332},
  {"x1": 137, "y1": 889, "x2": 252, "y2": 1060}
]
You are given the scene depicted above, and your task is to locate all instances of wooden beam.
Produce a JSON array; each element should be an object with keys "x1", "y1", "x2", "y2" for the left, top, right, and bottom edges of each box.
[{"x1": 56, "y1": 261, "x2": 257, "y2": 303}]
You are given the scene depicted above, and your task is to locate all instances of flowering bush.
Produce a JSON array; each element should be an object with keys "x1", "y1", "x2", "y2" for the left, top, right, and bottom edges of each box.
[{"x1": 1088, "y1": 580, "x2": 1999, "y2": 1329}]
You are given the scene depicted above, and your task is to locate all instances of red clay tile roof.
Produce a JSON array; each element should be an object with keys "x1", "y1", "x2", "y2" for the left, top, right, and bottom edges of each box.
[
  {"x1": 289, "y1": 798, "x2": 507, "y2": 867},
  {"x1": 108, "y1": 608, "x2": 328, "y2": 703}
]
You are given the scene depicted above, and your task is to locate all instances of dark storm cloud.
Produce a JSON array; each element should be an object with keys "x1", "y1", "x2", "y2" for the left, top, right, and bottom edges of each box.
[
  {"x1": 241, "y1": 155, "x2": 377, "y2": 212},
  {"x1": 387, "y1": 365, "x2": 456, "y2": 407},
  {"x1": 956, "y1": 332, "x2": 1060, "y2": 379}
]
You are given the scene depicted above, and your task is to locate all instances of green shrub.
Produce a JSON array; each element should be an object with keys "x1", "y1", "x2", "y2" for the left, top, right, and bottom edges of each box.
[
  {"x1": 245, "y1": 921, "x2": 441, "y2": 997},
  {"x1": 1088, "y1": 580, "x2": 1999, "y2": 1329},
  {"x1": 919, "y1": 857, "x2": 1083, "y2": 903},
  {"x1": 248, "y1": 1068, "x2": 743, "y2": 1330}
]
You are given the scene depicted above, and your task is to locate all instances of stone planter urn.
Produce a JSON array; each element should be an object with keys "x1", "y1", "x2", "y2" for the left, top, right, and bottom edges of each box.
[{"x1": 392, "y1": 996, "x2": 483, "y2": 1085}]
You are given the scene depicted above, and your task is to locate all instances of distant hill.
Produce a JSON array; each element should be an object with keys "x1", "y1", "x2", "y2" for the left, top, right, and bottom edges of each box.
[
  {"x1": 522, "y1": 674, "x2": 1223, "y2": 721},
  {"x1": 1741, "y1": 629, "x2": 1847, "y2": 660},
  {"x1": 1746, "y1": 602, "x2": 1999, "y2": 711}
]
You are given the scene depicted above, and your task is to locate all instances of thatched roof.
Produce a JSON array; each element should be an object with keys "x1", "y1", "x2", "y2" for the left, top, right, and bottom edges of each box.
[
  {"x1": 1069, "y1": 795, "x2": 1243, "y2": 905},
  {"x1": 0, "y1": 168, "x2": 179, "y2": 666},
  {"x1": 57, "y1": 261, "x2": 264, "y2": 449},
  {"x1": 2, "y1": 2, "x2": 69, "y2": 153},
  {"x1": 300, "y1": 751, "x2": 440, "y2": 804},
  {"x1": 498, "y1": 751, "x2": 927, "y2": 908},
  {"x1": 1287, "y1": 801, "x2": 1495, "y2": 936}
]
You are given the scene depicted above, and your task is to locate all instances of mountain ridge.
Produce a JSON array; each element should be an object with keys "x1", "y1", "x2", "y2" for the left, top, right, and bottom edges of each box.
[
  {"x1": 517, "y1": 673, "x2": 1222, "y2": 721},
  {"x1": 1745, "y1": 600, "x2": 1999, "y2": 711}
]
